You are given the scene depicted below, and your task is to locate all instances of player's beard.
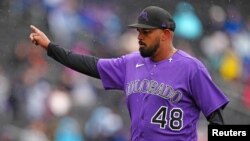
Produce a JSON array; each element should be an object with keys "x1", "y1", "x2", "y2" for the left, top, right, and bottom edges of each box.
[{"x1": 139, "y1": 39, "x2": 160, "y2": 58}]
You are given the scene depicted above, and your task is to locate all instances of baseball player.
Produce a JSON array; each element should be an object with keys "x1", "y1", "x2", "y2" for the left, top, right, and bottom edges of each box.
[{"x1": 30, "y1": 6, "x2": 229, "y2": 141}]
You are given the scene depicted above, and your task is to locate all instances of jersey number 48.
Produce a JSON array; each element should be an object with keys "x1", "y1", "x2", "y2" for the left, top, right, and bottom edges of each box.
[{"x1": 151, "y1": 106, "x2": 183, "y2": 131}]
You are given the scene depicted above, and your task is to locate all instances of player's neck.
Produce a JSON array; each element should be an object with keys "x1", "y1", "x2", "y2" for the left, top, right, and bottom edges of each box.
[{"x1": 151, "y1": 45, "x2": 176, "y2": 62}]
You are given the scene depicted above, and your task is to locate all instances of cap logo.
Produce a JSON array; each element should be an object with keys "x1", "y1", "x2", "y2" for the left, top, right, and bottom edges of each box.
[
  {"x1": 139, "y1": 11, "x2": 148, "y2": 21},
  {"x1": 162, "y1": 23, "x2": 167, "y2": 28}
]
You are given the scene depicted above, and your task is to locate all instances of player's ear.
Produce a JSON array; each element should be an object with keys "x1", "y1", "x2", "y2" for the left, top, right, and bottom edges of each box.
[
  {"x1": 161, "y1": 29, "x2": 170, "y2": 41},
  {"x1": 164, "y1": 29, "x2": 174, "y2": 41}
]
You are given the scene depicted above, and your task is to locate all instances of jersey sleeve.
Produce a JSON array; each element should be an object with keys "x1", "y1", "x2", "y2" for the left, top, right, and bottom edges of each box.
[
  {"x1": 190, "y1": 67, "x2": 229, "y2": 117},
  {"x1": 47, "y1": 43, "x2": 100, "y2": 79},
  {"x1": 97, "y1": 56, "x2": 127, "y2": 90}
]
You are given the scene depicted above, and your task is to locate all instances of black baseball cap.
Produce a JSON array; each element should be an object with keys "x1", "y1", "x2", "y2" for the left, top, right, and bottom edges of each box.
[{"x1": 128, "y1": 6, "x2": 176, "y2": 31}]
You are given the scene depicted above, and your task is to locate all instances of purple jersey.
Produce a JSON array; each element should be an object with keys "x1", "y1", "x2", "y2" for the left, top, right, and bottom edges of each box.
[{"x1": 97, "y1": 50, "x2": 229, "y2": 141}]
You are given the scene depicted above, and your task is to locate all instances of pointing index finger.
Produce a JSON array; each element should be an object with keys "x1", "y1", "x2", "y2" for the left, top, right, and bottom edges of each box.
[{"x1": 30, "y1": 25, "x2": 40, "y2": 33}]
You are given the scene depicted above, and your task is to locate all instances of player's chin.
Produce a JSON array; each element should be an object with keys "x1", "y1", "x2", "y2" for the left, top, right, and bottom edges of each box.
[
  {"x1": 139, "y1": 47, "x2": 144, "y2": 53},
  {"x1": 139, "y1": 48, "x2": 149, "y2": 57}
]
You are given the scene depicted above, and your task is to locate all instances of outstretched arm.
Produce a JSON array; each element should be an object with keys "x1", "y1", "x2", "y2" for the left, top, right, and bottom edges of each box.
[
  {"x1": 29, "y1": 25, "x2": 100, "y2": 79},
  {"x1": 47, "y1": 43, "x2": 100, "y2": 78}
]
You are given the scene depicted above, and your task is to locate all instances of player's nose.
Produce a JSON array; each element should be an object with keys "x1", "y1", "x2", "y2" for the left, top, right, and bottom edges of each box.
[{"x1": 137, "y1": 32, "x2": 144, "y2": 40}]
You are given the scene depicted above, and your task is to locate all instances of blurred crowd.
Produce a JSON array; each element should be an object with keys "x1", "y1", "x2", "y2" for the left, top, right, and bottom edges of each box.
[{"x1": 0, "y1": 0, "x2": 250, "y2": 141}]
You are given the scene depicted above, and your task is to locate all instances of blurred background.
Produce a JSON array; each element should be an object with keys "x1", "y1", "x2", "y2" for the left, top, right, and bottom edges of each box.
[{"x1": 0, "y1": 0, "x2": 250, "y2": 141}]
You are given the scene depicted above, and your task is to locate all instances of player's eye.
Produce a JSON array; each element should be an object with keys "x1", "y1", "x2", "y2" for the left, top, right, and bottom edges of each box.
[{"x1": 142, "y1": 29, "x2": 152, "y2": 34}]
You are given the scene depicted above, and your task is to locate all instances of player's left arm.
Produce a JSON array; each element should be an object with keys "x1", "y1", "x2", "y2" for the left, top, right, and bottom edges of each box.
[
  {"x1": 206, "y1": 108, "x2": 224, "y2": 125},
  {"x1": 189, "y1": 65, "x2": 229, "y2": 125}
]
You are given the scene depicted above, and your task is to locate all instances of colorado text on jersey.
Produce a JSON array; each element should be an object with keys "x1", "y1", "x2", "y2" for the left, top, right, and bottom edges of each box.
[{"x1": 126, "y1": 79, "x2": 182, "y2": 103}]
